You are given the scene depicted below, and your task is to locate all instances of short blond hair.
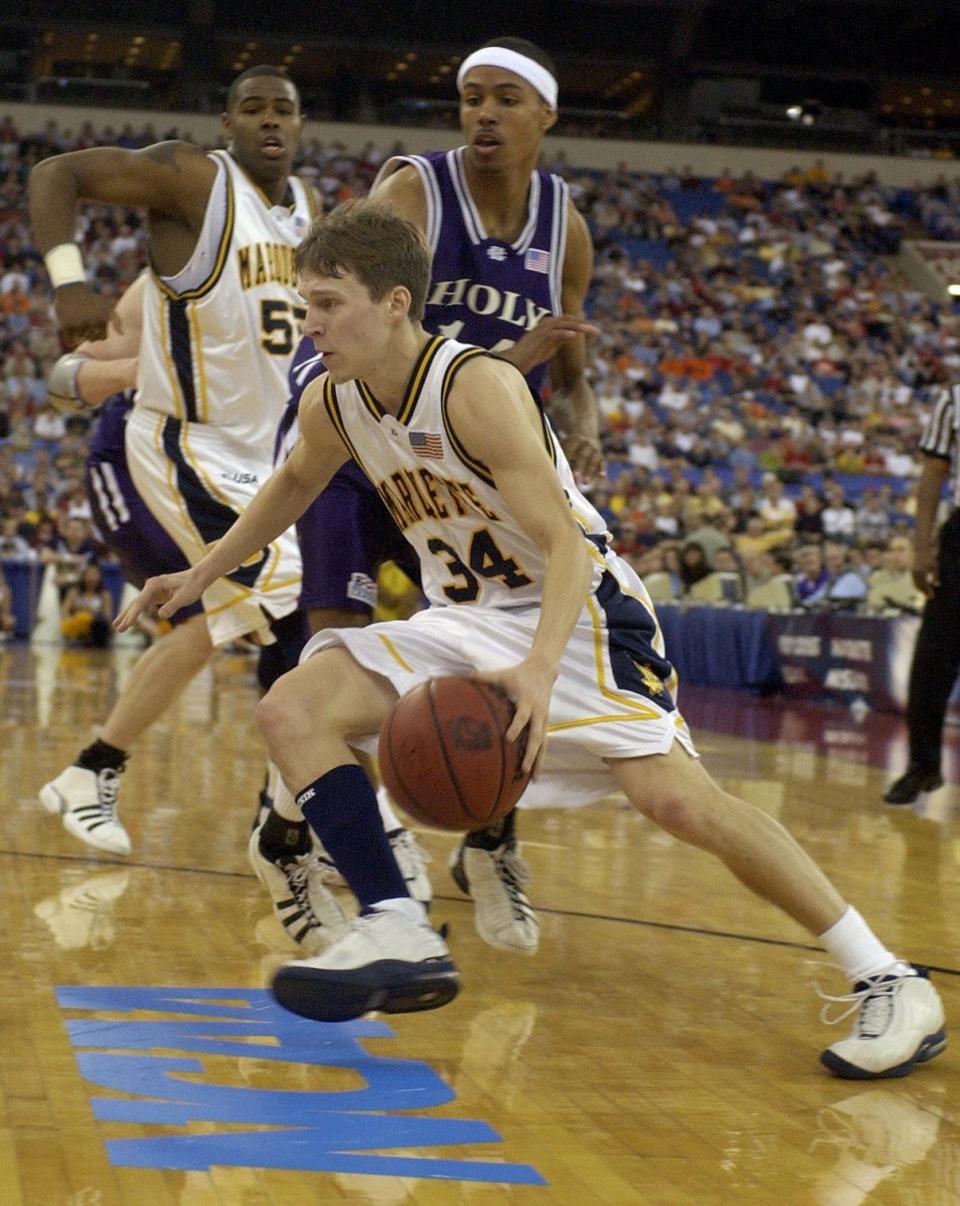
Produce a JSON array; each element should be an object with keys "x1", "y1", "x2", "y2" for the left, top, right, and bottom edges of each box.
[{"x1": 294, "y1": 199, "x2": 431, "y2": 321}]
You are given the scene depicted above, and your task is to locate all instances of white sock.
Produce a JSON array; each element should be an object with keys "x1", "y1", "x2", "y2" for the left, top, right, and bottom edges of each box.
[
  {"x1": 818, "y1": 906, "x2": 912, "y2": 982},
  {"x1": 272, "y1": 776, "x2": 304, "y2": 823},
  {"x1": 376, "y1": 784, "x2": 403, "y2": 832},
  {"x1": 371, "y1": 897, "x2": 428, "y2": 925}
]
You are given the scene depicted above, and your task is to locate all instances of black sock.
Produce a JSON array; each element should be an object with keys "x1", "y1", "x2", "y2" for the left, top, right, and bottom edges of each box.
[
  {"x1": 76, "y1": 739, "x2": 128, "y2": 774},
  {"x1": 465, "y1": 807, "x2": 516, "y2": 851},
  {"x1": 258, "y1": 809, "x2": 311, "y2": 858},
  {"x1": 296, "y1": 765, "x2": 409, "y2": 909}
]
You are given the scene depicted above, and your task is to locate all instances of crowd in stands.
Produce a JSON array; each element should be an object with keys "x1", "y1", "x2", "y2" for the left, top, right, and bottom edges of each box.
[{"x1": 1, "y1": 115, "x2": 959, "y2": 633}]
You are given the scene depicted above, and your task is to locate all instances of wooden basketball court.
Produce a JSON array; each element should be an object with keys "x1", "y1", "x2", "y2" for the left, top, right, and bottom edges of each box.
[{"x1": 2, "y1": 642, "x2": 957, "y2": 1203}]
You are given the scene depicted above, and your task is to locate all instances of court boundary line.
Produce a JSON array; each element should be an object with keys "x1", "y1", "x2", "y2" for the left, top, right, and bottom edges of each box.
[{"x1": 6, "y1": 845, "x2": 959, "y2": 978}]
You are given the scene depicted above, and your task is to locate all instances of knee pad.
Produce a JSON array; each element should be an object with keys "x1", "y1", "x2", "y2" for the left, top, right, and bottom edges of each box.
[{"x1": 257, "y1": 609, "x2": 310, "y2": 692}]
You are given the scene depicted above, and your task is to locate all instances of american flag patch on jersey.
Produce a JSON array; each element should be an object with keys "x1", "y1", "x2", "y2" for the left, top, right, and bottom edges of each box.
[
  {"x1": 524, "y1": 247, "x2": 551, "y2": 273},
  {"x1": 408, "y1": 430, "x2": 444, "y2": 459}
]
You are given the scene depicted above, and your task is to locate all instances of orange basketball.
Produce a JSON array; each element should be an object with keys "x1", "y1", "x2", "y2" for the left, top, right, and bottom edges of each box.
[{"x1": 378, "y1": 676, "x2": 531, "y2": 832}]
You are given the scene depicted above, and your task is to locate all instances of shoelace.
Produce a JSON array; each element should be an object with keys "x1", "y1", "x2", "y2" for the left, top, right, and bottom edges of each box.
[
  {"x1": 284, "y1": 855, "x2": 320, "y2": 916},
  {"x1": 811, "y1": 960, "x2": 907, "y2": 1028},
  {"x1": 96, "y1": 768, "x2": 122, "y2": 821},
  {"x1": 289, "y1": 851, "x2": 348, "y2": 930}
]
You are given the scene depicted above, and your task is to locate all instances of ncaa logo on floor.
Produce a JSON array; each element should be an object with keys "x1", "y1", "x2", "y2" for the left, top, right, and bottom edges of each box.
[{"x1": 56, "y1": 985, "x2": 546, "y2": 1185}]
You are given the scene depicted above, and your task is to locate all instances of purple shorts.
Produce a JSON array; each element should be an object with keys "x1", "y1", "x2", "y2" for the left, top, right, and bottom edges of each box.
[
  {"x1": 297, "y1": 463, "x2": 418, "y2": 613},
  {"x1": 86, "y1": 451, "x2": 203, "y2": 625}
]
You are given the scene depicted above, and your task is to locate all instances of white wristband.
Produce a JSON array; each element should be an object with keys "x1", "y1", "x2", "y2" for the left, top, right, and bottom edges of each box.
[
  {"x1": 44, "y1": 242, "x2": 86, "y2": 290},
  {"x1": 47, "y1": 351, "x2": 90, "y2": 414}
]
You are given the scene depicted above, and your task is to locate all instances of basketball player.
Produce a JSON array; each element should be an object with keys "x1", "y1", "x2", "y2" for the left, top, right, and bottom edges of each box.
[
  {"x1": 29, "y1": 66, "x2": 348, "y2": 951},
  {"x1": 118, "y1": 202, "x2": 946, "y2": 1080},
  {"x1": 271, "y1": 333, "x2": 434, "y2": 907},
  {"x1": 39, "y1": 275, "x2": 213, "y2": 859},
  {"x1": 261, "y1": 36, "x2": 601, "y2": 955}
]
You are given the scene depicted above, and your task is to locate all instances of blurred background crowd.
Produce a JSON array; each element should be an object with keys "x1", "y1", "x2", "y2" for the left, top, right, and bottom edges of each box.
[{"x1": 2, "y1": 115, "x2": 959, "y2": 633}]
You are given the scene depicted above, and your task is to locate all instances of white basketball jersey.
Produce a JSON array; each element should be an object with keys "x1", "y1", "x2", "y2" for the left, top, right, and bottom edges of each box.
[
  {"x1": 322, "y1": 336, "x2": 611, "y2": 610},
  {"x1": 136, "y1": 149, "x2": 317, "y2": 449}
]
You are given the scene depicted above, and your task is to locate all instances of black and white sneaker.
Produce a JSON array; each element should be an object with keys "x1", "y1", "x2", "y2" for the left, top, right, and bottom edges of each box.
[
  {"x1": 272, "y1": 909, "x2": 459, "y2": 1022},
  {"x1": 248, "y1": 825, "x2": 349, "y2": 955},
  {"x1": 40, "y1": 765, "x2": 131, "y2": 856},
  {"x1": 450, "y1": 839, "x2": 539, "y2": 955},
  {"x1": 819, "y1": 965, "x2": 947, "y2": 1079}
]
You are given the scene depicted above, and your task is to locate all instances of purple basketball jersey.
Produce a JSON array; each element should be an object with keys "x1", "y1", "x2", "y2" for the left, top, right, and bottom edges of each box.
[
  {"x1": 278, "y1": 337, "x2": 413, "y2": 612},
  {"x1": 392, "y1": 147, "x2": 569, "y2": 394}
]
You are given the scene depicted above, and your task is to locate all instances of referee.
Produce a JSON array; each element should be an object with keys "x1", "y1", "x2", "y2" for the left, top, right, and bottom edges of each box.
[{"x1": 884, "y1": 384, "x2": 960, "y2": 804}]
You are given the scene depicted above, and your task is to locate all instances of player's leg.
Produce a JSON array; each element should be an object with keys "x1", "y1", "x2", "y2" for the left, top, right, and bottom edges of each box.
[
  {"x1": 885, "y1": 513, "x2": 960, "y2": 803},
  {"x1": 40, "y1": 612, "x2": 213, "y2": 856},
  {"x1": 256, "y1": 645, "x2": 457, "y2": 1021},
  {"x1": 258, "y1": 470, "x2": 432, "y2": 905},
  {"x1": 101, "y1": 612, "x2": 213, "y2": 748},
  {"x1": 247, "y1": 609, "x2": 351, "y2": 952},
  {"x1": 611, "y1": 745, "x2": 946, "y2": 1079},
  {"x1": 40, "y1": 451, "x2": 212, "y2": 856}
]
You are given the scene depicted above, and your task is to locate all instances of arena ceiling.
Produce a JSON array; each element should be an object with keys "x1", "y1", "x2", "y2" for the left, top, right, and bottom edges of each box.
[{"x1": 1, "y1": 1, "x2": 958, "y2": 139}]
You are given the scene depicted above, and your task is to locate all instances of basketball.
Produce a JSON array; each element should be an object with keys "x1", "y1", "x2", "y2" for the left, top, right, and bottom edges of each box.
[{"x1": 378, "y1": 676, "x2": 531, "y2": 832}]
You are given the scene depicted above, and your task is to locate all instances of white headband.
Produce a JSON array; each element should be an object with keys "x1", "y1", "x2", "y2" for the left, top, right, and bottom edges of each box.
[{"x1": 457, "y1": 48, "x2": 558, "y2": 109}]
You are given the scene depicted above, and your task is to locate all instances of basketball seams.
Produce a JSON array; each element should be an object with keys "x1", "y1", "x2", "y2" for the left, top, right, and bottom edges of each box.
[
  {"x1": 379, "y1": 675, "x2": 527, "y2": 831},
  {"x1": 380, "y1": 705, "x2": 418, "y2": 819},
  {"x1": 426, "y1": 678, "x2": 478, "y2": 823},
  {"x1": 472, "y1": 681, "x2": 509, "y2": 819}
]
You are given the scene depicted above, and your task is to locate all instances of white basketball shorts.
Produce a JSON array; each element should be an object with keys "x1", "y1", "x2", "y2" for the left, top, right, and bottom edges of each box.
[
  {"x1": 301, "y1": 598, "x2": 698, "y2": 811},
  {"x1": 125, "y1": 406, "x2": 302, "y2": 647}
]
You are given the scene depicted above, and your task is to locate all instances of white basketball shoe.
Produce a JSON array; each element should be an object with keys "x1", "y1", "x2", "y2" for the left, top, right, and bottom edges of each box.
[
  {"x1": 819, "y1": 965, "x2": 946, "y2": 1079},
  {"x1": 450, "y1": 838, "x2": 539, "y2": 955},
  {"x1": 40, "y1": 765, "x2": 131, "y2": 856},
  {"x1": 272, "y1": 908, "x2": 459, "y2": 1022}
]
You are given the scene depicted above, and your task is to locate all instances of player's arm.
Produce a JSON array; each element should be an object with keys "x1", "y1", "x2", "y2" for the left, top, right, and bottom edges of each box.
[
  {"x1": 911, "y1": 451, "x2": 950, "y2": 595},
  {"x1": 445, "y1": 357, "x2": 595, "y2": 772},
  {"x1": 370, "y1": 163, "x2": 428, "y2": 235},
  {"x1": 47, "y1": 274, "x2": 146, "y2": 411},
  {"x1": 116, "y1": 377, "x2": 348, "y2": 629},
  {"x1": 28, "y1": 141, "x2": 215, "y2": 347},
  {"x1": 548, "y1": 202, "x2": 603, "y2": 482}
]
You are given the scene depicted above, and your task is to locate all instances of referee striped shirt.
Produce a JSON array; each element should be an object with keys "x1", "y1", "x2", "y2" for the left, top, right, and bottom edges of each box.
[{"x1": 920, "y1": 384, "x2": 960, "y2": 507}]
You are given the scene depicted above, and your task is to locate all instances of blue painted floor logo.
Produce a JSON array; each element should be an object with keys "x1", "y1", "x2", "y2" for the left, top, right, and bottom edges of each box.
[{"x1": 57, "y1": 985, "x2": 546, "y2": 1185}]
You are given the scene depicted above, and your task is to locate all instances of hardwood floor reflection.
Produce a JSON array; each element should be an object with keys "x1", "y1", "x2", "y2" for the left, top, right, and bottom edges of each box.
[{"x1": 1, "y1": 644, "x2": 957, "y2": 1204}]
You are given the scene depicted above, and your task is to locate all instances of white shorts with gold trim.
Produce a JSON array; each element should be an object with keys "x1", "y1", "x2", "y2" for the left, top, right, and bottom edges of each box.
[
  {"x1": 301, "y1": 599, "x2": 698, "y2": 811},
  {"x1": 126, "y1": 405, "x2": 302, "y2": 647}
]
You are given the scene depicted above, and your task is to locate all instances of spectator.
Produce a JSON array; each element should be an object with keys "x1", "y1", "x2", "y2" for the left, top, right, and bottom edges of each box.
[
  {"x1": 821, "y1": 484, "x2": 857, "y2": 542},
  {"x1": 49, "y1": 516, "x2": 98, "y2": 597},
  {"x1": 855, "y1": 488, "x2": 892, "y2": 544},
  {"x1": 60, "y1": 562, "x2": 113, "y2": 648},
  {"x1": 793, "y1": 544, "x2": 831, "y2": 607},
  {"x1": 756, "y1": 474, "x2": 797, "y2": 540},
  {"x1": 33, "y1": 404, "x2": 67, "y2": 442},
  {"x1": 866, "y1": 535, "x2": 925, "y2": 614},
  {"x1": 794, "y1": 485, "x2": 825, "y2": 539},
  {"x1": 822, "y1": 542, "x2": 868, "y2": 609},
  {"x1": 678, "y1": 541, "x2": 712, "y2": 593}
]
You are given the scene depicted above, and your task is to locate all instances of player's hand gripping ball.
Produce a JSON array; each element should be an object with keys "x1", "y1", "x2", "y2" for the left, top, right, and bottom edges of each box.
[{"x1": 378, "y1": 676, "x2": 532, "y2": 831}]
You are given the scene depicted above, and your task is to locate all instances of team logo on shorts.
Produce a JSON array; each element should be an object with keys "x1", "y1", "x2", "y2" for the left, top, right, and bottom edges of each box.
[
  {"x1": 346, "y1": 573, "x2": 377, "y2": 607},
  {"x1": 632, "y1": 659, "x2": 665, "y2": 697}
]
